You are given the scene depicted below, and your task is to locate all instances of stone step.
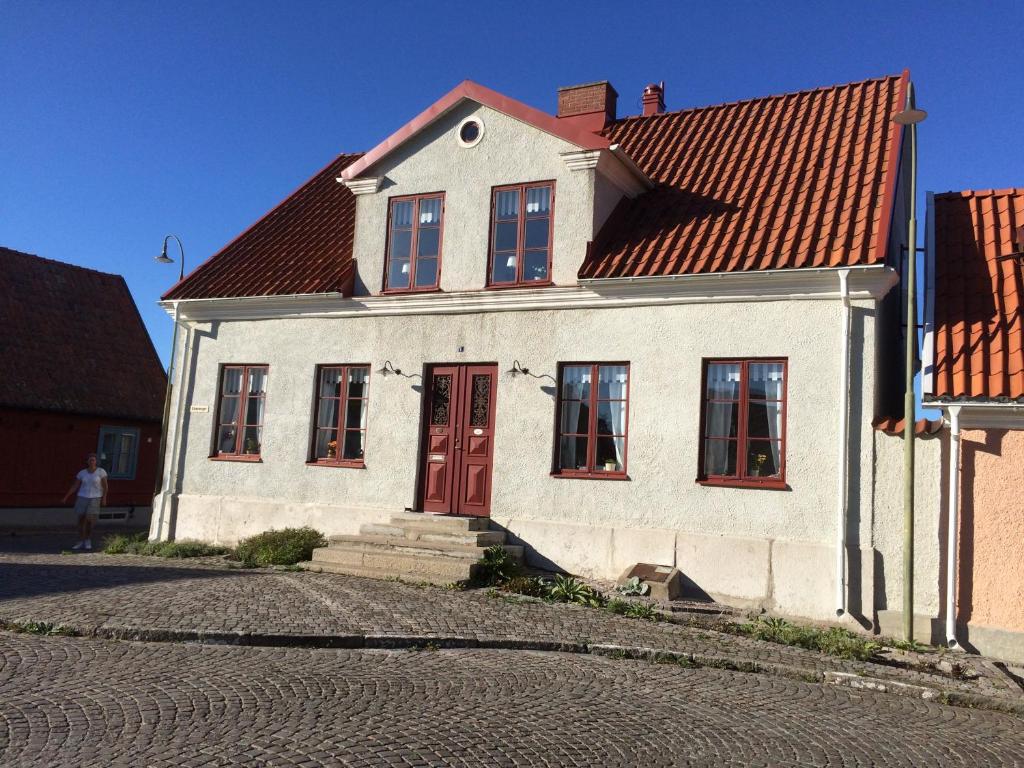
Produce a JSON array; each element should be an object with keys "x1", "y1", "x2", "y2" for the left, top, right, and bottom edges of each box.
[
  {"x1": 388, "y1": 512, "x2": 488, "y2": 532},
  {"x1": 360, "y1": 523, "x2": 506, "y2": 547},
  {"x1": 299, "y1": 561, "x2": 464, "y2": 586},
  {"x1": 328, "y1": 534, "x2": 522, "y2": 560},
  {"x1": 311, "y1": 546, "x2": 480, "y2": 581}
]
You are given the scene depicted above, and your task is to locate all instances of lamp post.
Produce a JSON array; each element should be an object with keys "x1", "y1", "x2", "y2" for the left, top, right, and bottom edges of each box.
[
  {"x1": 153, "y1": 235, "x2": 185, "y2": 498},
  {"x1": 893, "y1": 87, "x2": 926, "y2": 642}
]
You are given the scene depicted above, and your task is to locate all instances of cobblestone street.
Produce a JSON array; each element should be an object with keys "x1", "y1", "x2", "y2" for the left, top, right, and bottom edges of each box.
[
  {"x1": 1, "y1": 540, "x2": 1023, "y2": 765},
  {"x1": 3, "y1": 633, "x2": 1024, "y2": 767}
]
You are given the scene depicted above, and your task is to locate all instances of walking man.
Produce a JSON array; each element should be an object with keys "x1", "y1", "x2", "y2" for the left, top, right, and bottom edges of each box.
[{"x1": 62, "y1": 453, "x2": 107, "y2": 550}]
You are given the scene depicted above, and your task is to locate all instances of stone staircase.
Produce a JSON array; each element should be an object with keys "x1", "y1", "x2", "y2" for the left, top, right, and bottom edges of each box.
[{"x1": 301, "y1": 512, "x2": 523, "y2": 585}]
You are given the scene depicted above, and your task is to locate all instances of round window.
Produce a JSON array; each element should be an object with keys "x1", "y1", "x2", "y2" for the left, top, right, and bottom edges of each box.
[{"x1": 457, "y1": 117, "x2": 484, "y2": 148}]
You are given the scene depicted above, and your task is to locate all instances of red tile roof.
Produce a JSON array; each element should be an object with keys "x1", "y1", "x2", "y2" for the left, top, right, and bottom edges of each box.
[
  {"x1": 872, "y1": 416, "x2": 944, "y2": 437},
  {"x1": 930, "y1": 189, "x2": 1024, "y2": 402},
  {"x1": 580, "y1": 73, "x2": 908, "y2": 278},
  {"x1": 163, "y1": 153, "x2": 362, "y2": 301},
  {"x1": 0, "y1": 247, "x2": 166, "y2": 420}
]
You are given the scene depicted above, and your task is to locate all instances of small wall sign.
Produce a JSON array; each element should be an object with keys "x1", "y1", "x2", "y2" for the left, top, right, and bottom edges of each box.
[{"x1": 189, "y1": 405, "x2": 210, "y2": 413}]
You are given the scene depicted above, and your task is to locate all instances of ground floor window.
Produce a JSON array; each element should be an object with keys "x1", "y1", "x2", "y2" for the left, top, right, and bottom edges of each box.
[
  {"x1": 214, "y1": 365, "x2": 268, "y2": 459},
  {"x1": 311, "y1": 365, "x2": 370, "y2": 466},
  {"x1": 700, "y1": 359, "x2": 787, "y2": 487},
  {"x1": 97, "y1": 426, "x2": 139, "y2": 479},
  {"x1": 554, "y1": 363, "x2": 629, "y2": 478}
]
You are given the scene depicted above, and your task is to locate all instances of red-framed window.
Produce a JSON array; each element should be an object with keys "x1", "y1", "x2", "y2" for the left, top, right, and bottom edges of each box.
[
  {"x1": 310, "y1": 365, "x2": 370, "y2": 466},
  {"x1": 384, "y1": 193, "x2": 444, "y2": 292},
  {"x1": 213, "y1": 365, "x2": 268, "y2": 459},
  {"x1": 488, "y1": 182, "x2": 554, "y2": 287},
  {"x1": 698, "y1": 359, "x2": 787, "y2": 488},
  {"x1": 553, "y1": 363, "x2": 629, "y2": 478}
]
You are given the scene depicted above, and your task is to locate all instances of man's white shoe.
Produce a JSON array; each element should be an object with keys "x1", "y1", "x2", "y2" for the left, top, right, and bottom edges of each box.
[
  {"x1": 72, "y1": 541, "x2": 84, "y2": 550},
  {"x1": 84, "y1": 540, "x2": 92, "y2": 551}
]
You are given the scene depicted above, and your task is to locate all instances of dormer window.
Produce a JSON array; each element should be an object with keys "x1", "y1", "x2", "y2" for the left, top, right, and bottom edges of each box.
[
  {"x1": 384, "y1": 193, "x2": 444, "y2": 292},
  {"x1": 488, "y1": 182, "x2": 553, "y2": 287}
]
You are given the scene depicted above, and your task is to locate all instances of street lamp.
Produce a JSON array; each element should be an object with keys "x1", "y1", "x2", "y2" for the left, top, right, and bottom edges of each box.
[
  {"x1": 893, "y1": 88, "x2": 926, "y2": 642},
  {"x1": 153, "y1": 235, "x2": 186, "y2": 500}
]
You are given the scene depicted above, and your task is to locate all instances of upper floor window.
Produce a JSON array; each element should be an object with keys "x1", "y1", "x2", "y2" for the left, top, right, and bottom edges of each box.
[
  {"x1": 214, "y1": 365, "x2": 267, "y2": 459},
  {"x1": 97, "y1": 426, "x2": 140, "y2": 480},
  {"x1": 489, "y1": 182, "x2": 553, "y2": 287},
  {"x1": 311, "y1": 365, "x2": 370, "y2": 466},
  {"x1": 699, "y1": 359, "x2": 787, "y2": 488},
  {"x1": 385, "y1": 194, "x2": 444, "y2": 292},
  {"x1": 554, "y1": 363, "x2": 629, "y2": 478}
]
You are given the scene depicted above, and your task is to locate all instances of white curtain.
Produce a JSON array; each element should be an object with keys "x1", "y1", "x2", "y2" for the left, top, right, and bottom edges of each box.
[
  {"x1": 705, "y1": 363, "x2": 740, "y2": 474},
  {"x1": 599, "y1": 366, "x2": 628, "y2": 468},
  {"x1": 750, "y1": 363, "x2": 784, "y2": 473},
  {"x1": 560, "y1": 366, "x2": 589, "y2": 468}
]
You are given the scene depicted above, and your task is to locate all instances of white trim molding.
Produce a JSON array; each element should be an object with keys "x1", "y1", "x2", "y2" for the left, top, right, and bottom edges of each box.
[
  {"x1": 560, "y1": 147, "x2": 652, "y2": 198},
  {"x1": 162, "y1": 265, "x2": 898, "y2": 323},
  {"x1": 340, "y1": 176, "x2": 383, "y2": 195},
  {"x1": 928, "y1": 402, "x2": 1024, "y2": 430}
]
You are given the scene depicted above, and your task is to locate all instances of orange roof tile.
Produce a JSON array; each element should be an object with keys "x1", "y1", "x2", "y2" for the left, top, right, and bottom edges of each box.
[
  {"x1": 581, "y1": 73, "x2": 908, "y2": 278},
  {"x1": 164, "y1": 153, "x2": 362, "y2": 301},
  {"x1": 872, "y1": 416, "x2": 944, "y2": 437},
  {"x1": 930, "y1": 189, "x2": 1024, "y2": 401}
]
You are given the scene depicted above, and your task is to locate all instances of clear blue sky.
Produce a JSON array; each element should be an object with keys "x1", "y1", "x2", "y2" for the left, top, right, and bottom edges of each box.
[{"x1": 3, "y1": 1, "x2": 1022, "y2": 367}]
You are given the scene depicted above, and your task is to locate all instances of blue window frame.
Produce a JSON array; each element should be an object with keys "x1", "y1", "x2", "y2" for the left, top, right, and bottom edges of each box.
[{"x1": 97, "y1": 426, "x2": 140, "y2": 480}]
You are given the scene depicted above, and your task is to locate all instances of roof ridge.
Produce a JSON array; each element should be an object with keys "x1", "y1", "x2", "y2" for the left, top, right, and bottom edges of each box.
[
  {"x1": 0, "y1": 246, "x2": 125, "y2": 281},
  {"x1": 605, "y1": 73, "x2": 903, "y2": 129},
  {"x1": 933, "y1": 188, "x2": 1024, "y2": 199}
]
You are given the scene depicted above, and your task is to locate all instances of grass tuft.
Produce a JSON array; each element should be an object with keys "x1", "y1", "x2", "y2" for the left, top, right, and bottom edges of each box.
[
  {"x1": 739, "y1": 616, "x2": 880, "y2": 661},
  {"x1": 233, "y1": 527, "x2": 326, "y2": 567},
  {"x1": 103, "y1": 532, "x2": 231, "y2": 558}
]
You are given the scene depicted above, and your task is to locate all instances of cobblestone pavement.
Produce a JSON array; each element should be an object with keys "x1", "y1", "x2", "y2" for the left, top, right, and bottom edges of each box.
[
  {"x1": 2, "y1": 548, "x2": 1024, "y2": 710},
  {"x1": 2, "y1": 633, "x2": 1023, "y2": 767}
]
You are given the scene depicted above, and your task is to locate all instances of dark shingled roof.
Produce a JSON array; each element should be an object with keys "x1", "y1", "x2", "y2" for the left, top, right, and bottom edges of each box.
[{"x1": 0, "y1": 247, "x2": 166, "y2": 420}]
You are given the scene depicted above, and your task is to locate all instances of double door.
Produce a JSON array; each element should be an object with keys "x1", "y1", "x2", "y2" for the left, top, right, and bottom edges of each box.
[{"x1": 419, "y1": 364, "x2": 497, "y2": 517}]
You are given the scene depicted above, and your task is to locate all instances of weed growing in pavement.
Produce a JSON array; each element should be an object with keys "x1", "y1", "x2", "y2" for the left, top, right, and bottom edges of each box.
[
  {"x1": 233, "y1": 527, "x2": 326, "y2": 567},
  {"x1": 884, "y1": 637, "x2": 930, "y2": 653},
  {"x1": 1, "y1": 620, "x2": 79, "y2": 637},
  {"x1": 407, "y1": 642, "x2": 440, "y2": 652},
  {"x1": 623, "y1": 602, "x2": 661, "y2": 622},
  {"x1": 548, "y1": 575, "x2": 606, "y2": 607},
  {"x1": 500, "y1": 575, "x2": 549, "y2": 597},
  {"x1": 615, "y1": 576, "x2": 651, "y2": 597},
  {"x1": 473, "y1": 545, "x2": 521, "y2": 586},
  {"x1": 739, "y1": 616, "x2": 881, "y2": 662}
]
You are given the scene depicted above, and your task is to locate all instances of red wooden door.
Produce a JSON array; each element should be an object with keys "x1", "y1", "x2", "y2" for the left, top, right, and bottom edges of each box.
[{"x1": 419, "y1": 364, "x2": 497, "y2": 517}]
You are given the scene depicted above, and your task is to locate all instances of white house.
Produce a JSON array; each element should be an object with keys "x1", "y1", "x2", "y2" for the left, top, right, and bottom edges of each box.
[{"x1": 153, "y1": 73, "x2": 932, "y2": 629}]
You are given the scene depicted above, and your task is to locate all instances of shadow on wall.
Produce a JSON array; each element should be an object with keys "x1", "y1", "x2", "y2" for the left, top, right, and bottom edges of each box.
[{"x1": 846, "y1": 306, "x2": 869, "y2": 630}]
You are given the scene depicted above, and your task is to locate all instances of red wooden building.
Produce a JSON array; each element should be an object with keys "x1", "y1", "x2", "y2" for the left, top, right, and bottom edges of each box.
[{"x1": 0, "y1": 247, "x2": 166, "y2": 521}]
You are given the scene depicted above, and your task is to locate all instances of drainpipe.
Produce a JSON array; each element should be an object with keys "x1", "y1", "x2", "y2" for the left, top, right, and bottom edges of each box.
[
  {"x1": 945, "y1": 405, "x2": 962, "y2": 648},
  {"x1": 835, "y1": 268, "x2": 852, "y2": 617}
]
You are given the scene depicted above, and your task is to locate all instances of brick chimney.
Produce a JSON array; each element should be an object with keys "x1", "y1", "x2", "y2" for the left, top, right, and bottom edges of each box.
[
  {"x1": 642, "y1": 82, "x2": 665, "y2": 116},
  {"x1": 557, "y1": 81, "x2": 618, "y2": 133}
]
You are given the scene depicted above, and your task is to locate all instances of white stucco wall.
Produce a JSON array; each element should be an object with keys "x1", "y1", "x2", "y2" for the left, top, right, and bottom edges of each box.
[{"x1": 352, "y1": 102, "x2": 608, "y2": 294}]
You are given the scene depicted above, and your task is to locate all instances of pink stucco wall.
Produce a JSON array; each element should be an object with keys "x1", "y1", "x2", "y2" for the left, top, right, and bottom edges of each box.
[{"x1": 958, "y1": 428, "x2": 1024, "y2": 632}]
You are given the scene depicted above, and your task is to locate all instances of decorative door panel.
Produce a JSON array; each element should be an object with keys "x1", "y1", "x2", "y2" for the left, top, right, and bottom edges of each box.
[{"x1": 418, "y1": 364, "x2": 498, "y2": 517}]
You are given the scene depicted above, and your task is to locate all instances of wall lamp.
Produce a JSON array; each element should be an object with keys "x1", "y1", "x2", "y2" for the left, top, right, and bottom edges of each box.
[
  {"x1": 377, "y1": 360, "x2": 403, "y2": 376},
  {"x1": 506, "y1": 360, "x2": 530, "y2": 377}
]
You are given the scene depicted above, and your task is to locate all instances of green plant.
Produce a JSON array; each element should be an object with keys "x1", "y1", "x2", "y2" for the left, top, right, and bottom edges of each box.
[
  {"x1": 740, "y1": 616, "x2": 880, "y2": 662},
  {"x1": 501, "y1": 575, "x2": 549, "y2": 597},
  {"x1": 605, "y1": 597, "x2": 630, "y2": 615},
  {"x1": 103, "y1": 533, "x2": 230, "y2": 558},
  {"x1": 102, "y1": 532, "x2": 148, "y2": 554},
  {"x1": 234, "y1": 527, "x2": 326, "y2": 567},
  {"x1": 474, "y1": 545, "x2": 520, "y2": 586},
  {"x1": 2, "y1": 620, "x2": 79, "y2": 637},
  {"x1": 616, "y1": 576, "x2": 651, "y2": 597},
  {"x1": 624, "y1": 602, "x2": 661, "y2": 622},
  {"x1": 887, "y1": 637, "x2": 928, "y2": 653},
  {"x1": 548, "y1": 575, "x2": 606, "y2": 607}
]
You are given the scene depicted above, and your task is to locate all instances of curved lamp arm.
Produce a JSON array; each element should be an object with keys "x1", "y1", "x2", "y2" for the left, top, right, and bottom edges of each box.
[{"x1": 156, "y1": 234, "x2": 186, "y2": 281}]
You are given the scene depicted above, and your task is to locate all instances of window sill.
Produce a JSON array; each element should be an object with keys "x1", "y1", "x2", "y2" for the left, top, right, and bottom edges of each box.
[
  {"x1": 210, "y1": 455, "x2": 263, "y2": 463},
  {"x1": 696, "y1": 477, "x2": 789, "y2": 491},
  {"x1": 485, "y1": 281, "x2": 555, "y2": 291},
  {"x1": 551, "y1": 471, "x2": 630, "y2": 481},
  {"x1": 307, "y1": 460, "x2": 366, "y2": 469},
  {"x1": 380, "y1": 287, "x2": 443, "y2": 296}
]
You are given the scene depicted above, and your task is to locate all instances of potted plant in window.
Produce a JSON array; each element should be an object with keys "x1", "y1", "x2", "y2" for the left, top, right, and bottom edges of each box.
[
  {"x1": 244, "y1": 437, "x2": 260, "y2": 455},
  {"x1": 603, "y1": 459, "x2": 618, "y2": 472},
  {"x1": 750, "y1": 453, "x2": 768, "y2": 477},
  {"x1": 326, "y1": 440, "x2": 338, "y2": 459}
]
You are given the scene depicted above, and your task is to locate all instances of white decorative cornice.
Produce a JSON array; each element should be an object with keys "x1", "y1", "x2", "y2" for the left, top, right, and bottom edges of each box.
[
  {"x1": 339, "y1": 176, "x2": 382, "y2": 195},
  {"x1": 560, "y1": 147, "x2": 652, "y2": 198},
  {"x1": 162, "y1": 265, "x2": 898, "y2": 323}
]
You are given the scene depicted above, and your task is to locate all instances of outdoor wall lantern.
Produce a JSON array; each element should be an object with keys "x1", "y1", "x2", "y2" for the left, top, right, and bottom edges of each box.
[
  {"x1": 506, "y1": 360, "x2": 530, "y2": 378},
  {"x1": 377, "y1": 360, "x2": 403, "y2": 377},
  {"x1": 154, "y1": 234, "x2": 186, "y2": 281}
]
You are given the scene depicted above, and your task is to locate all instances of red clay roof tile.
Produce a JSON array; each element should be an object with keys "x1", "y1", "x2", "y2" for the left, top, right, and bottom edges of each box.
[
  {"x1": 581, "y1": 74, "x2": 907, "y2": 278},
  {"x1": 163, "y1": 153, "x2": 362, "y2": 301},
  {"x1": 0, "y1": 247, "x2": 166, "y2": 420},
  {"x1": 931, "y1": 189, "x2": 1024, "y2": 401}
]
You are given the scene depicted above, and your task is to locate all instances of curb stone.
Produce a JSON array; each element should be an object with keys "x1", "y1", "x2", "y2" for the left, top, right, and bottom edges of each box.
[{"x1": 5, "y1": 622, "x2": 1021, "y2": 718}]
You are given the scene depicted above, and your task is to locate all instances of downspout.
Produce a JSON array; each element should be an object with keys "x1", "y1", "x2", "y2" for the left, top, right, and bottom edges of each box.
[
  {"x1": 945, "y1": 405, "x2": 962, "y2": 648},
  {"x1": 835, "y1": 268, "x2": 852, "y2": 616}
]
